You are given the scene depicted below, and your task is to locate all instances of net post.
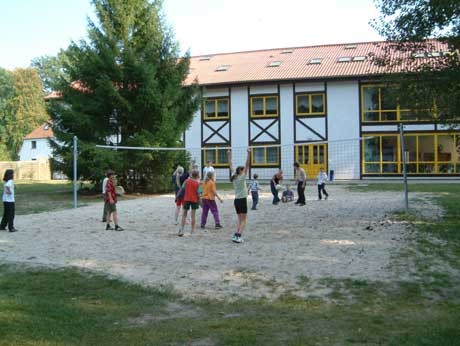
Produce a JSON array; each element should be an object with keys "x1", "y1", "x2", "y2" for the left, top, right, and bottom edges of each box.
[
  {"x1": 399, "y1": 124, "x2": 409, "y2": 211},
  {"x1": 73, "y1": 136, "x2": 78, "y2": 209}
]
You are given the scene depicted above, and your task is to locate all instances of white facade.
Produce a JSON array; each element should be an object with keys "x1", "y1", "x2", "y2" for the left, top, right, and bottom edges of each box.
[
  {"x1": 19, "y1": 138, "x2": 53, "y2": 161},
  {"x1": 185, "y1": 78, "x2": 459, "y2": 180}
]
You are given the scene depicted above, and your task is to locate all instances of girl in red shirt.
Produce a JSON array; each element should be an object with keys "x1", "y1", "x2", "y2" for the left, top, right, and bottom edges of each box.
[{"x1": 178, "y1": 170, "x2": 201, "y2": 236}]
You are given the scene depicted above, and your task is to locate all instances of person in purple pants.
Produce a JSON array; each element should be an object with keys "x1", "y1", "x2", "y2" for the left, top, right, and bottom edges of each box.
[{"x1": 200, "y1": 172, "x2": 223, "y2": 229}]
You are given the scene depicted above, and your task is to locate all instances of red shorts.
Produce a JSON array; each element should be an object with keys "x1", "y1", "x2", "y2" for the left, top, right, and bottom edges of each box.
[{"x1": 175, "y1": 198, "x2": 184, "y2": 207}]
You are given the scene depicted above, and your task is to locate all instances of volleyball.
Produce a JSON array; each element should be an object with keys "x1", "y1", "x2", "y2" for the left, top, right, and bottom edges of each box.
[{"x1": 275, "y1": 184, "x2": 282, "y2": 191}]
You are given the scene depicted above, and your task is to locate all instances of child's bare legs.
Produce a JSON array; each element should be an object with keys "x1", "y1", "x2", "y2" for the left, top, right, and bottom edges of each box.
[
  {"x1": 190, "y1": 209, "x2": 196, "y2": 233},
  {"x1": 178, "y1": 208, "x2": 188, "y2": 236},
  {"x1": 238, "y1": 213, "x2": 247, "y2": 234},
  {"x1": 112, "y1": 211, "x2": 118, "y2": 226},
  {"x1": 174, "y1": 205, "x2": 181, "y2": 224}
]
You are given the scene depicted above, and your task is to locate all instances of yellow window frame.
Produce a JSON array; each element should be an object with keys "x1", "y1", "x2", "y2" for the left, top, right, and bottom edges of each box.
[
  {"x1": 251, "y1": 146, "x2": 280, "y2": 166},
  {"x1": 250, "y1": 95, "x2": 279, "y2": 118},
  {"x1": 362, "y1": 133, "x2": 460, "y2": 174},
  {"x1": 362, "y1": 134, "x2": 401, "y2": 174},
  {"x1": 295, "y1": 93, "x2": 326, "y2": 116},
  {"x1": 203, "y1": 98, "x2": 230, "y2": 120},
  {"x1": 202, "y1": 148, "x2": 229, "y2": 167},
  {"x1": 361, "y1": 84, "x2": 434, "y2": 123}
]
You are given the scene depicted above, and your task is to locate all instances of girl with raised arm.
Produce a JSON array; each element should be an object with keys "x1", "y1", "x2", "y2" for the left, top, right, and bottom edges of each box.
[{"x1": 228, "y1": 148, "x2": 251, "y2": 244}]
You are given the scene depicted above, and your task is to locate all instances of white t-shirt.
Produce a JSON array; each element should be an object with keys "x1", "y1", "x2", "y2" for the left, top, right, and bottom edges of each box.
[
  {"x1": 2, "y1": 180, "x2": 14, "y2": 202},
  {"x1": 102, "y1": 177, "x2": 109, "y2": 194},
  {"x1": 203, "y1": 166, "x2": 215, "y2": 180},
  {"x1": 317, "y1": 172, "x2": 328, "y2": 185}
]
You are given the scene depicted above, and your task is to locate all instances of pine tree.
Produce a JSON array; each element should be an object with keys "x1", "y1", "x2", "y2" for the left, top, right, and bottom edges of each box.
[{"x1": 48, "y1": 0, "x2": 199, "y2": 191}]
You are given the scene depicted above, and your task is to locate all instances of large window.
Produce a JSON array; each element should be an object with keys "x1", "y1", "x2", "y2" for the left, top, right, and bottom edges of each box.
[
  {"x1": 363, "y1": 135, "x2": 400, "y2": 174},
  {"x1": 363, "y1": 133, "x2": 460, "y2": 174},
  {"x1": 296, "y1": 93, "x2": 325, "y2": 116},
  {"x1": 361, "y1": 85, "x2": 434, "y2": 122},
  {"x1": 251, "y1": 146, "x2": 279, "y2": 166},
  {"x1": 250, "y1": 95, "x2": 278, "y2": 118},
  {"x1": 202, "y1": 148, "x2": 229, "y2": 167},
  {"x1": 203, "y1": 98, "x2": 229, "y2": 119}
]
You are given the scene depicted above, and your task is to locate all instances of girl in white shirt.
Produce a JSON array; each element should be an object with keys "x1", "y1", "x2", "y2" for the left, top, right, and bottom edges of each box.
[{"x1": 1, "y1": 169, "x2": 18, "y2": 232}]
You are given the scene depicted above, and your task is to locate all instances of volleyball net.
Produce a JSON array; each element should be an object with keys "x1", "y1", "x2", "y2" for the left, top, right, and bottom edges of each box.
[{"x1": 96, "y1": 137, "x2": 378, "y2": 181}]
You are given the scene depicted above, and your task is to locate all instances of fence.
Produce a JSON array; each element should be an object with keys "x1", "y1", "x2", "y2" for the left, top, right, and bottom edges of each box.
[{"x1": 0, "y1": 159, "x2": 52, "y2": 181}]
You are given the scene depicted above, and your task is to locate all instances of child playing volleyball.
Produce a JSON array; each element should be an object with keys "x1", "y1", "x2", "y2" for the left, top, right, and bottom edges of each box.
[
  {"x1": 172, "y1": 165, "x2": 189, "y2": 225},
  {"x1": 228, "y1": 148, "x2": 251, "y2": 244},
  {"x1": 178, "y1": 170, "x2": 201, "y2": 236},
  {"x1": 317, "y1": 167, "x2": 329, "y2": 200},
  {"x1": 200, "y1": 171, "x2": 223, "y2": 229}
]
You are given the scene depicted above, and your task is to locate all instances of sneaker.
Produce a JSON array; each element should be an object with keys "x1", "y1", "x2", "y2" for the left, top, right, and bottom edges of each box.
[
  {"x1": 233, "y1": 235, "x2": 243, "y2": 244},
  {"x1": 115, "y1": 225, "x2": 124, "y2": 231},
  {"x1": 325, "y1": 196, "x2": 328, "y2": 200},
  {"x1": 106, "y1": 224, "x2": 114, "y2": 230},
  {"x1": 0, "y1": 227, "x2": 6, "y2": 231},
  {"x1": 200, "y1": 225, "x2": 205, "y2": 229},
  {"x1": 178, "y1": 228, "x2": 184, "y2": 237},
  {"x1": 298, "y1": 203, "x2": 305, "y2": 206},
  {"x1": 215, "y1": 224, "x2": 223, "y2": 229},
  {"x1": 231, "y1": 234, "x2": 238, "y2": 242},
  {"x1": 8, "y1": 228, "x2": 18, "y2": 233}
]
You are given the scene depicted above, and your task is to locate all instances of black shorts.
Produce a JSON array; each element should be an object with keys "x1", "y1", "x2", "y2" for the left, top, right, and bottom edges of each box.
[{"x1": 234, "y1": 198, "x2": 248, "y2": 214}]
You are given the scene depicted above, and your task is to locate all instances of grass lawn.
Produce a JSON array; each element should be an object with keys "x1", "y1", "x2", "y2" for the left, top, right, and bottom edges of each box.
[{"x1": 0, "y1": 183, "x2": 459, "y2": 345}]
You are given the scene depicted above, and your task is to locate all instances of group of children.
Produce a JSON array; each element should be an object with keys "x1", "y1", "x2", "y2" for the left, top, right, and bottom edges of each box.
[{"x1": 172, "y1": 151, "x2": 331, "y2": 244}]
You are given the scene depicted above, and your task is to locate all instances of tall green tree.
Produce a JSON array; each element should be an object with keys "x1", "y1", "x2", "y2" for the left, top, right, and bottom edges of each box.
[
  {"x1": 48, "y1": 0, "x2": 199, "y2": 191},
  {"x1": 372, "y1": 0, "x2": 460, "y2": 124},
  {"x1": 0, "y1": 68, "x2": 47, "y2": 160},
  {"x1": 7, "y1": 68, "x2": 48, "y2": 158},
  {"x1": 0, "y1": 68, "x2": 14, "y2": 160},
  {"x1": 31, "y1": 51, "x2": 70, "y2": 92}
]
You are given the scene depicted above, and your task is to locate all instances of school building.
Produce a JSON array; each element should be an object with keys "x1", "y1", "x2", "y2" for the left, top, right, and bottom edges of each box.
[{"x1": 183, "y1": 41, "x2": 459, "y2": 180}]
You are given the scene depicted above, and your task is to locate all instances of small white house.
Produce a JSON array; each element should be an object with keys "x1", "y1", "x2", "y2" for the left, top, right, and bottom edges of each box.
[{"x1": 19, "y1": 122, "x2": 54, "y2": 161}]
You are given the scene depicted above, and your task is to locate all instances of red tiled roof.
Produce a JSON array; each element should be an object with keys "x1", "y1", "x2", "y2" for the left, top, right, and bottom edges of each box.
[
  {"x1": 24, "y1": 122, "x2": 54, "y2": 140},
  {"x1": 185, "y1": 40, "x2": 448, "y2": 86}
]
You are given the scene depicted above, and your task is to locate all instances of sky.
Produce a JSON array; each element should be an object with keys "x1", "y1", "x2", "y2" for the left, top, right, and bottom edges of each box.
[{"x1": 0, "y1": 0, "x2": 383, "y2": 70}]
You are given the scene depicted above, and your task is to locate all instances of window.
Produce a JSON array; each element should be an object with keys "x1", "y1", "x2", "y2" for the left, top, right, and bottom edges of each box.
[
  {"x1": 363, "y1": 133, "x2": 460, "y2": 174},
  {"x1": 296, "y1": 93, "x2": 325, "y2": 116},
  {"x1": 31, "y1": 141, "x2": 37, "y2": 149},
  {"x1": 268, "y1": 61, "x2": 281, "y2": 67},
  {"x1": 250, "y1": 95, "x2": 278, "y2": 118},
  {"x1": 353, "y1": 56, "x2": 366, "y2": 62},
  {"x1": 251, "y1": 146, "x2": 279, "y2": 166},
  {"x1": 309, "y1": 58, "x2": 322, "y2": 64},
  {"x1": 337, "y1": 57, "x2": 352, "y2": 62},
  {"x1": 202, "y1": 148, "x2": 229, "y2": 167},
  {"x1": 215, "y1": 65, "x2": 230, "y2": 72},
  {"x1": 203, "y1": 98, "x2": 229, "y2": 119},
  {"x1": 362, "y1": 85, "x2": 435, "y2": 122}
]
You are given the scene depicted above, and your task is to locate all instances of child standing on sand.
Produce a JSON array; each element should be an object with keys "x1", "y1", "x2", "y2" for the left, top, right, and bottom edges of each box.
[
  {"x1": 178, "y1": 170, "x2": 201, "y2": 236},
  {"x1": 200, "y1": 172, "x2": 223, "y2": 229}
]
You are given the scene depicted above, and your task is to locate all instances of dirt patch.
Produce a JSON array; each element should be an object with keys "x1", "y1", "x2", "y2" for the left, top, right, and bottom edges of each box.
[{"x1": 0, "y1": 185, "x2": 442, "y2": 300}]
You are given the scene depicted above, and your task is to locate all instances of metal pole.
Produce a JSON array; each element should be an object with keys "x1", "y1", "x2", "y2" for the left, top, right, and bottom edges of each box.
[
  {"x1": 399, "y1": 124, "x2": 409, "y2": 211},
  {"x1": 73, "y1": 136, "x2": 78, "y2": 209}
]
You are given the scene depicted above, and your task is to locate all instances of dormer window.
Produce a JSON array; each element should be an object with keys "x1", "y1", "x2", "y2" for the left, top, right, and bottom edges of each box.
[
  {"x1": 268, "y1": 61, "x2": 282, "y2": 67},
  {"x1": 309, "y1": 58, "x2": 322, "y2": 64},
  {"x1": 215, "y1": 65, "x2": 230, "y2": 72}
]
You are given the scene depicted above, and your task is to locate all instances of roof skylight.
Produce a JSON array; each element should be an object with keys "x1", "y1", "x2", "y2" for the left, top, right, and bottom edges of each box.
[
  {"x1": 352, "y1": 56, "x2": 366, "y2": 62},
  {"x1": 281, "y1": 49, "x2": 293, "y2": 54},
  {"x1": 268, "y1": 61, "x2": 282, "y2": 67},
  {"x1": 309, "y1": 58, "x2": 322, "y2": 64},
  {"x1": 215, "y1": 65, "x2": 230, "y2": 72},
  {"x1": 337, "y1": 57, "x2": 352, "y2": 62},
  {"x1": 344, "y1": 44, "x2": 357, "y2": 50},
  {"x1": 199, "y1": 56, "x2": 211, "y2": 61}
]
